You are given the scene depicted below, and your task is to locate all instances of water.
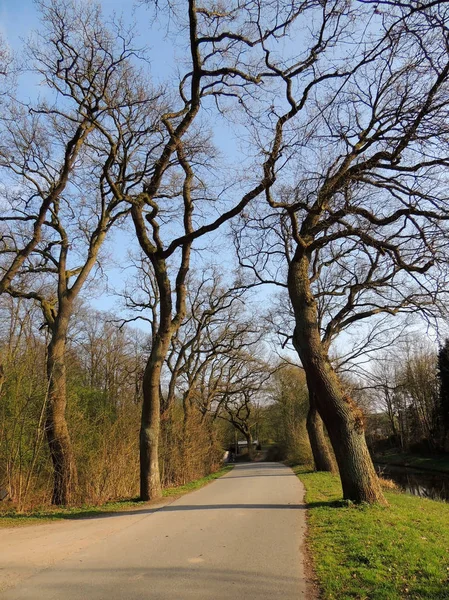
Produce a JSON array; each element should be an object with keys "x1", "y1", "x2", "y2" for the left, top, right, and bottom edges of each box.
[{"x1": 375, "y1": 463, "x2": 449, "y2": 502}]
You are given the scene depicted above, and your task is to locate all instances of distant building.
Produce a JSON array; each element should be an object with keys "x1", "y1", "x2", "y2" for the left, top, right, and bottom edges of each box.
[{"x1": 235, "y1": 440, "x2": 259, "y2": 454}]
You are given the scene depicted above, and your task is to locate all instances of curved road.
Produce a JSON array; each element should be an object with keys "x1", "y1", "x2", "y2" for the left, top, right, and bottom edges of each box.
[{"x1": 0, "y1": 462, "x2": 310, "y2": 599}]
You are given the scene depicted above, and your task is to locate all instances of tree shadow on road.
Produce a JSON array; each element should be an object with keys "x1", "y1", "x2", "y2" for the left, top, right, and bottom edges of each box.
[
  {"x1": 159, "y1": 503, "x2": 306, "y2": 512},
  {"x1": 222, "y1": 473, "x2": 298, "y2": 478},
  {"x1": 1, "y1": 565, "x2": 307, "y2": 600},
  {"x1": 1, "y1": 502, "x2": 307, "y2": 523}
]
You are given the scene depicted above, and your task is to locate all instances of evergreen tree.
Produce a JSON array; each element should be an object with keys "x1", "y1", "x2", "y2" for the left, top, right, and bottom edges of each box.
[{"x1": 437, "y1": 340, "x2": 449, "y2": 441}]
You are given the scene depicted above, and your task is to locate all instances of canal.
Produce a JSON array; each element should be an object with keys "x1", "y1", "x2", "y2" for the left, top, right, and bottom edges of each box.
[{"x1": 375, "y1": 463, "x2": 449, "y2": 502}]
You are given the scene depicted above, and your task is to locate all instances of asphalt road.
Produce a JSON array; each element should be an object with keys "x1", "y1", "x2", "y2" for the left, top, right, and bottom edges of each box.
[{"x1": 0, "y1": 462, "x2": 309, "y2": 600}]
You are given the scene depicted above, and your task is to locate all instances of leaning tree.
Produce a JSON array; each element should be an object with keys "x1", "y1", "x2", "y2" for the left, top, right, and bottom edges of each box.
[
  {"x1": 97, "y1": 0, "x2": 349, "y2": 500},
  {"x1": 233, "y1": 1, "x2": 449, "y2": 503},
  {"x1": 247, "y1": 229, "x2": 424, "y2": 474},
  {"x1": 29, "y1": 0, "x2": 449, "y2": 506}
]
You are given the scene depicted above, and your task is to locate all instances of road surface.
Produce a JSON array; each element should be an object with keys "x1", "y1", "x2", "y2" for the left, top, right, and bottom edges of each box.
[{"x1": 0, "y1": 462, "x2": 311, "y2": 599}]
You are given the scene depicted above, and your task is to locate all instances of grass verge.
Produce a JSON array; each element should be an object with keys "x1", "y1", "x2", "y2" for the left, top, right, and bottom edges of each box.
[
  {"x1": 294, "y1": 466, "x2": 449, "y2": 600},
  {"x1": 373, "y1": 451, "x2": 449, "y2": 473},
  {"x1": 0, "y1": 465, "x2": 233, "y2": 528}
]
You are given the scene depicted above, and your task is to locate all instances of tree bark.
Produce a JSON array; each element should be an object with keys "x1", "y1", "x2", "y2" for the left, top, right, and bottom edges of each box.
[
  {"x1": 181, "y1": 392, "x2": 194, "y2": 484},
  {"x1": 46, "y1": 313, "x2": 77, "y2": 505},
  {"x1": 307, "y1": 390, "x2": 337, "y2": 473},
  {"x1": 0, "y1": 363, "x2": 4, "y2": 396},
  {"x1": 245, "y1": 430, "x2": 254, "y2": 460},
  {"x1": 288, "y1": 253, "x2": 387, "y2": 505},
  {"x1": 140, "y1": 340, "x2": 167, "y2": 500},
  {"x1": 139, "y1": 255, "x2": 182, "y2": 500}
]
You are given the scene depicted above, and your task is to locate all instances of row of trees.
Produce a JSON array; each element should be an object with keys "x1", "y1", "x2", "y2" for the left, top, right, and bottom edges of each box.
[
  {"x1": 362, "y1": 338, "x2": 449, "y2": 453},
  {"x1": 0, "y1": 286, "x2": 283, "y2": 507},
  {"x1": 3, "y1": 0, "x2": 449, "y2": 507},
  {"x1": 0, "y1": 298, "x2": 144, "y2": 506}
]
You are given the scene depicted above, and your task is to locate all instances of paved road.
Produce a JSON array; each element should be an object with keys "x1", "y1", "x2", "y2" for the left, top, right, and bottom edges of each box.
[{"x1": 0, "y1": 462, "x2": 309, "y2": 599}]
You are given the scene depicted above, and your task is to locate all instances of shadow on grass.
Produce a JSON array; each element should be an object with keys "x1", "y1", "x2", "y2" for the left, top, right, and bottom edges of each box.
[
  {"x1": 293, "y1": 469, "x2": 316, "y2": 475},
  {"x1": 306, "y1": 500, "x2": 347, "y2": 509}
]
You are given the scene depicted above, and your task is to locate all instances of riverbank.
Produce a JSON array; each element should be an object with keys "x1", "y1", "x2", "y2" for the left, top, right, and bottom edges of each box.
[
  {"x1": 295, "y1": 466, "x2": 449, "y2": 599},
  {"x1": 373, "y1": 450, "x2": 449, "y2": 474},
  {"x1": 0, "y1": 466, "x2": 233, "y2": 528}
]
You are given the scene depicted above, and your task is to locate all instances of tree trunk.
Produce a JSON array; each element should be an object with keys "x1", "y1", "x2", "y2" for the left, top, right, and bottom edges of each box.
[
  {"x1": 46, "y1": 317, "x2": 77, "y2": 505},
  {"x1": 0, "y1": 363, "x2": 4, "y2": 396},
  {"x1": 288, "y1": 253, "x2": 387, "y2": 505},
  {"x1": 140, "y1": 332, "x2": 172, "y2": 500},
  {"x1": 181, "y1": 392, "x2": 193, "y2": 484},
  {"x1": 245, "y1": 431, "x2": 254, "y2": 459},
  {"x1": 307, "y1": 390, "x2": 337, "y2": 473},
  {"x1": 385, "y1": 390, "x2": 399, "y2": 441}
]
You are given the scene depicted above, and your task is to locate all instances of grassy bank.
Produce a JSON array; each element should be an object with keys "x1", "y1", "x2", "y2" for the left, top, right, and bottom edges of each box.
[
  {"x1": 374, "y1": 451, "x2": 449, "y2": 474},
  {"x1": 0, "y1": 465, "x2": 233, "y2": 528},
  {"x1": 295, "y1": 466, "x2": 449, "y2": 599}
]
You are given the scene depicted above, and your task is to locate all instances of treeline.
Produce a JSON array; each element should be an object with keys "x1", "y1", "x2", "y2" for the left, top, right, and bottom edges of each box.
[
  {"x1": 0, "y1": 298, "x2": 141, "y2": 506},
  {"x1": 0, "y1": 288, "x2": 314, "y2": 509},
  {"x1": 0, "y1": 296, "x2": 226, "y2": 508},
  {"x1": 363, "y1": 340, "x2": 449, "y2": 455},
  {"x1": 3, "y1": 0, "x2": 449, "y2": 509}
]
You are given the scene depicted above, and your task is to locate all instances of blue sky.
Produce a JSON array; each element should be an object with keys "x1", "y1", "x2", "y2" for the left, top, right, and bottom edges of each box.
[
  {"x1": 0, "y1": 1, "x2": 37, "y2": 45},
  {"x1": 0, "y1": 0, "x2": 172, "y2": 81},
  {"x1": 1, "y1": 1, "x2": 141, "y2": 45},
  {"x1": 2, "y1": 1, "x2": 433, "y2": 362},
  {"x1": 0, "y1": 1, "x2": 249, "y2": 316}
]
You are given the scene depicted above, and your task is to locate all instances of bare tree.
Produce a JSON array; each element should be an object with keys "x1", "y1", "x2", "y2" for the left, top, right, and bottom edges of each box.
[
  {"x1": 1, "y1": 1, "x2": 154, "y2": 504},
  {"x1": 365, "y1": 356, "x2": 405, "y2": 447},
  {"x1": 368, "y1": 341, "x2": 441, "y2": 451},
  {"x1": 210, "y1": 352, "x2": 274, "y2": 459},
  {"x1": 0, "y1": 20, "x2": 93, "y2": 297},
  {"x1": 0, "y1": 32, "x2": 12, "y2": 93},
  {"x1": 72, "y1": 307, "x2": 146, "y2": 409},
  {"x1": 263, "y1": 278, "x2": 410, "y2": 473},
  {"x1": 165, "y1": 271, "x2": 258, "y2": 408},
  {"x1": 98, "y1": 0, "x2": 339, "y2": 500},
  {"x1": 121, "y1": 260, "x2": 264, "y2": 470},
  {"x1": 233, "y1": 2, "x2": 449, "y2": 503}
]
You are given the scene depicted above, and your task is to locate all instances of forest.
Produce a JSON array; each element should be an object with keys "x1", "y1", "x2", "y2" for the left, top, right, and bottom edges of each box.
[{"x1": 2, "y1": 0, "x2": 449, "y2": 511}]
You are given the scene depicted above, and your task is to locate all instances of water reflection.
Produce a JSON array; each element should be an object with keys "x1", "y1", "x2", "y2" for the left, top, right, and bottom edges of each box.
[{"x1": 375, "y1": 464, "x2": 449, "y2": 502}]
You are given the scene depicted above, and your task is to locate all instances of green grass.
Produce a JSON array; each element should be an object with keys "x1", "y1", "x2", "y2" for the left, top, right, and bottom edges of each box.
[
  {"x1": 294, "y1": 466, "x2": 449, "y2": 600},
  {"x1": 374, "y1": 451, "x2": 449, "y2": 473},
  {"x1": 0, "y1": 465, "x2": 233, "y2": 528}
]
